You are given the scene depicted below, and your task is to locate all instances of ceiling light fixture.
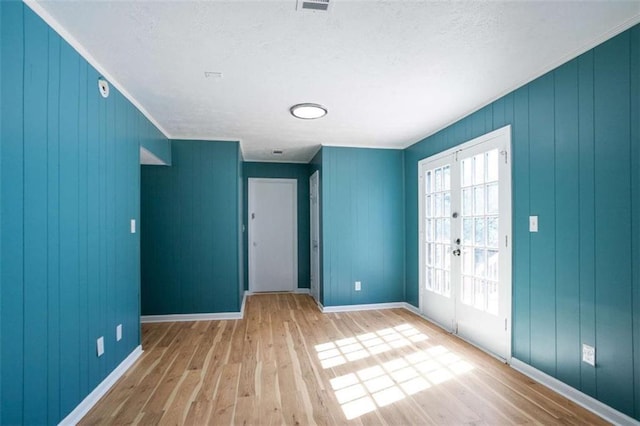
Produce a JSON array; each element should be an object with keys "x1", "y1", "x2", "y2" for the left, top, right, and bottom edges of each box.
[{"x1": 290, "y1": 103, "x2": 327, "y2": 120}]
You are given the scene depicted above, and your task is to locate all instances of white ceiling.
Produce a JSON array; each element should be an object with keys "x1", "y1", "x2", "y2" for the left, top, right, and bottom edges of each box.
[{"x1": 31, "y1": 0, "x2": 640, "y2": 163}]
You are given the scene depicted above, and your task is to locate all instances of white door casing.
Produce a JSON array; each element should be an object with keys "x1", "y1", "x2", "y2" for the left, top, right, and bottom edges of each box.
[
  {"x1": 248, "y1": 178, "x2": 298, "y2": 292},
  {"x1": 310, "y1": 171, "x2": 320, "y2": 302},
  {"x1": 418, "y1": 125, "x2": 512, "y2": 361}
]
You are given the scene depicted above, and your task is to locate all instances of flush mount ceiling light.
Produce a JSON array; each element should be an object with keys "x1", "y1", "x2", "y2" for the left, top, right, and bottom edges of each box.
[{"x1": 290, "y1": 103, "x2": 327, "y2": 120}]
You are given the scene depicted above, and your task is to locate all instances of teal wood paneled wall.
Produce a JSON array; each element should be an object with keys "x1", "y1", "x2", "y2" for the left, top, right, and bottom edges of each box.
[
  {"x1": 0, "y1": 3, "x2": 167, "y2": 424},
  {"x1": 140, "y1": 129, "x2": 171, "y2": 165},
  {"x1": 322, "y1": 147, "x2": 405, "y2": 306},
  {"x1": 141, "y1": 140, "x2": 241, "y2": 314},
  {"x1": 242, "y1": 162, "x2": 311, "y2": 290},
  {"x1": 404, "y1": 25, "x2": 640, "y2": 419}
]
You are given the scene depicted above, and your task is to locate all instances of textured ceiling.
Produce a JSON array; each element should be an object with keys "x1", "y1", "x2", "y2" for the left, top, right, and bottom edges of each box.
[{"x1": 31, "y1": 0, "x2": 640, "y2": 162}]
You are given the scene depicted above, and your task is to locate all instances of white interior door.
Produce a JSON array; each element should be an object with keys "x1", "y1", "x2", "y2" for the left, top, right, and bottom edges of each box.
[
  {"x1": 419, "y1": 126, "x2": 512, "y2": 360},
  {"x1": 310, "y1": 171, "x2": 320, "y2": 302},
  {"x1": 249, "y1": 178, "x2": 297, "y2": 292}
]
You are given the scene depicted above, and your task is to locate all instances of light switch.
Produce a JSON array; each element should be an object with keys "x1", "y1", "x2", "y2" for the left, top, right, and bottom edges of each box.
[
  {"x1": 97, "y1": 337, "x2": 104, "y2": 357},
  {"x1": 529, "y1": 216, "x2": 538, "y2": 233},
  {"x1": 130, "y1": 219, "x2": 136, "y2": 234},
  {"x1": 116, "y1": 324, "x2": 122, "y2": 342}
]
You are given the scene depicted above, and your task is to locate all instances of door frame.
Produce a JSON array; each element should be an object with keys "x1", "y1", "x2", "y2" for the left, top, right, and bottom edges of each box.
[
  {"x1": 248, "y1": 178, "x2": 298, "y2": 293},
  {"x1": 418, "y1": 125, "x2": 512, "y2": 361},
  {"x1": 309, "y1": 171, "x2": 320, "y2": 302}
]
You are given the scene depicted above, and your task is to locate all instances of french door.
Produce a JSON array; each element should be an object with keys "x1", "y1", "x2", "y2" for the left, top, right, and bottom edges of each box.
[{"x1": 419, "y1": 126, "x2": 512, "y2": 360}]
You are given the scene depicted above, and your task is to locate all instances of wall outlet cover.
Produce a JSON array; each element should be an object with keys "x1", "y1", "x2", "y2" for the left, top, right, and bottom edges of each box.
[
  {"x1": 529, "y1": 215, "x2": 539, "y2": 232},
  {"x1": 355, "y1": 281, "x2": 361, "y2": 291},
  {"x1": 582, "y1": 343, "x2": 595, "y2": 366},
  {"x1": 116, "y1": 324, "x2": 122, "y2": 341},
  {"x1": 97, "y1": 337, "x2": 105, "y2": 357}
]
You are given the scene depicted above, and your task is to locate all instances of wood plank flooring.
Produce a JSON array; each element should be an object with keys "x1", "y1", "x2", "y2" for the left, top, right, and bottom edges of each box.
[{"x1": 80, "y1": 294, "x2": 608, "y2": 425}]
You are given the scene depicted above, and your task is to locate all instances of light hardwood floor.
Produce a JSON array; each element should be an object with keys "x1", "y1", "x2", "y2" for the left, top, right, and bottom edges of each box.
[{"x1": 80, "y1": 294, "x2": 608, "y2": 425}]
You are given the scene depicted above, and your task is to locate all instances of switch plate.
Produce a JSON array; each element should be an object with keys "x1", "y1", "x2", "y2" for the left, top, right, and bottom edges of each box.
[
  {"x1": 116, "y1": 324, "x2": 122, "y2": 342},
  {"x1": 529, "y1": 216, "x2": 538, "y2": 232},
  {"x1": 97, "y1": 337, "x2": 105, "y2": 357},
  {"x1": 355, "y1": 281, "x2": 361, "y2": 291},
  {"x1": 130, "y1": 219, "x2": 136, "y2": 234},
  {"x1": 582, "y1": 343, "x2": 595, "y2": 366}
]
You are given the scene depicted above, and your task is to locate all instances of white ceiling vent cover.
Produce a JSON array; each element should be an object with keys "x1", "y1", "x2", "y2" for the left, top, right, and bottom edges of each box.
[{"x1": 297, "y1": 0, "x2": 330, "y2": 12}]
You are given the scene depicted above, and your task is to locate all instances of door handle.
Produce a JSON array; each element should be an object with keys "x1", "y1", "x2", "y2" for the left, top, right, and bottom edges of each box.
[{"x1": 452, "y1": 248, "x2": 461, "y2": 256}]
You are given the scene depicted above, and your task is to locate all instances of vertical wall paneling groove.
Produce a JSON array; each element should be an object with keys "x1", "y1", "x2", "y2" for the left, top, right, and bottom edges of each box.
[
  {"x1": 512, "y1": 86, "x2": 531, "y2": 363},
  {"x1": 1, "y1": 3, "x2": 25, "y2": 423},
  {"x1": 577, "y1": 50, "x2": 597, "y2": 398},
  {"x1": 631, "y1": 25, "x2": 640, "y2": 421},
  {"x1": 404, "y1": 24, "x2": 640, "y2": 420},
  {"x1": 23, "y1": 10, "x2": 49, "y2": 424},
  {"x1": 46, "y1": 26, "x2": 61, "y2": 424},
  {"x1": 141, "y1": 140, "x2": 241, "y2": 316},
  {"x1": 1, "y1": 4, "x2": 167, "y2": 423},
  {"x1": 0, "y1": 1, "x2": 3, "y2": 421},
  {"x1": 593, "y1": 31, "x2": 633, "y2": 414},
  {"x1": 242, "y1": 162, "x2": 311, "y2": 291},
  {"x1": 554, "y1": 59, "x2": 580, "y2": 390},
  {"x1": 528, "y1": 72, "x2": 557, "y2": 377}
]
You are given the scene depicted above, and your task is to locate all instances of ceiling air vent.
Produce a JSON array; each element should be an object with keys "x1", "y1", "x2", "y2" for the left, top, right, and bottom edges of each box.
[{"x1": 297, "y1": 0, "x2": 330, "y2": 12}]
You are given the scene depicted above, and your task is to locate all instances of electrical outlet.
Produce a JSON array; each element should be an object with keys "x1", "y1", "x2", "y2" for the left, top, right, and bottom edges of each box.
[
  {"x1": 355, "y1": 281, "x2": 361, "y2": 291},
  {"x1": 582, "y1": 343, "x2": 595, "y2": 366},
  {"x1": 130, "y1": 219, "x2": 136, "y2": 234},
  {"x1": 529, "y1": 216, "x2": 538, "y2": 232},
  {"x1": 97, "y1": 337, "x2": 105, "y2": 357},
  {"x1": 116, "y1": 324, "x2": 122, "y2": 342}
]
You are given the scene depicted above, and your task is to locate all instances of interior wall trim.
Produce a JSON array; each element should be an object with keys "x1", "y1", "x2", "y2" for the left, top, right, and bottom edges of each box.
[
  {"x1": 510, "y1": 358, "x2": 640, "y2": 426},
  {"x1": 58, "y1": 346, "x2": 143, "y2": 426}
]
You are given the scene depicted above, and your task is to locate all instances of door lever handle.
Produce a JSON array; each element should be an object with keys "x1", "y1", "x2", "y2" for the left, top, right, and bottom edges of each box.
[{"x1": 452, "y1": 248, "x2": 461, "y2": 256}]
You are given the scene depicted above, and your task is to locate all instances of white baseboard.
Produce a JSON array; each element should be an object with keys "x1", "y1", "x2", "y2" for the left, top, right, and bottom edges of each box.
[
  {"x1": 322, "y1": 301, "x2": 408, "y2": 313},
  {"x1": 141, "y1": 311, "x2": 243, "y2": 323},
  {"x1": 58, "y1": 345, "x2": 143, "y2": 426},
  {"x1": 142, "y1": 293, "x2": 247, "y2": 323},
  {"x1": 294, "y1": 288, "x2": 310, "y2": 294},
  {"x1": 510, "y1": 358, "x2": 639, "y2": 426}
]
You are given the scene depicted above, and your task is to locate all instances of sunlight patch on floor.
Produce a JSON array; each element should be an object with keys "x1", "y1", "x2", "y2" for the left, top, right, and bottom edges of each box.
[
  {"x1": 318, "y1": 325, "x2": 475, "y2": 420},
  {"x1": 314, "y1": 324, "x2": 429, "y2": 369}
]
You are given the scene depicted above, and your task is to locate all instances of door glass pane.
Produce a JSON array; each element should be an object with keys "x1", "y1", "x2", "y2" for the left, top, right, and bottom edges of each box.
[
  {"x1": 462, "y1": 219, "x2": 473, "y2": 244},
  {"x1": 462, "y1": 249, "x2": 473, "y2": 275},
  {"x1": 443, "y1": 166, "x2": 451, "y2": 190},
  {"x1": 426, "y1": 267, "x2": 433, "y2": 290},
  {"x1": 434, "y1": 193, "x2": 442, "y2": 217},
  {"x1": 474, "y1": 186, "x2": 485, "y2": 215},
  {"x1": 487, "y1": 250, "x2": 499, "y2": 281},
  {"x1": 473, "y1": 154, "x2": 485, "y2": 185},
  {"x1": 435, "y1": 168, "x2": 442, "y2": 191},
  {"x1": 462, "y1": 159, "x2": 472, "y2": 187},
  {"x1": 443, "y1": 193, "x2": 451, "y2": 216},
  {"x1": 462, "y1": 189, "x2": 472, "y2": 215},
  {"x1": 474, "y1": 248, "x2": 486, "y2": 278},
  {"x1": 486, "y1": 149, "x2": 499, "y2": 182},
  {"x1": 443, "y1": 219, "x2": 450, "y2": 242},
  {"x1": 487, "y1": 217, "x2": 498, "y2": 248},
  {"x1": 486, "y1": 183, "x2": 498, "y2": 214},
  {"x1": 474, "y1": 218, "x2": 485, "y2": 245}
]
